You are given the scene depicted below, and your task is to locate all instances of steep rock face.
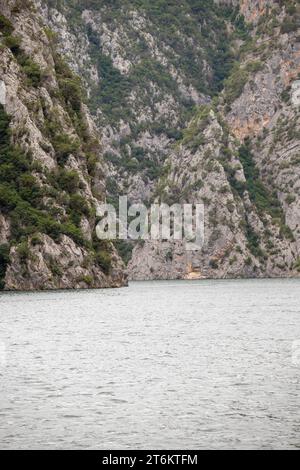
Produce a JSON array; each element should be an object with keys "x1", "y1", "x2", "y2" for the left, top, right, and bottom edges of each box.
[
  {"x1": 39, "y1": 0, "x2": 235, "y2": 204},
  {"x1": 0, "y1": 0, "x2": 127, "y2": 290},
  {"x1": 17, "y1": 0, "x2": 300, "y2": 281},
  {"x1": 128, "y1": 106, "x2": 298, "y2": 280},
  {"x1": 129, "y1": 0, "x2": 300, "y2": 280},
  {"x1": 225, "y1": 3, "x2": 300, "y2": 254},
  {"x1": 128, "y1": 110, "x2": 256, "y2": 281}
]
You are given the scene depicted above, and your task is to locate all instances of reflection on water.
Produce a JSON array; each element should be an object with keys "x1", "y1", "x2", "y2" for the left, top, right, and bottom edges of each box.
[{"x1": 0, "y1": 279, "x2": 299, "y2": 449}]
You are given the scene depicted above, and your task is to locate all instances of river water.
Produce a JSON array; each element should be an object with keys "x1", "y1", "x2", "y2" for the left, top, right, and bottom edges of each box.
[{"x1": 0, "y1": 279, "x2": 299, "y2": 449}]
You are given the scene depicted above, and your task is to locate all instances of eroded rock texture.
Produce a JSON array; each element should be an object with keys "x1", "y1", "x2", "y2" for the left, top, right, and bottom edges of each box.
[{"x1": 0, "y1": 0, "x2": 127, "y2": 290}]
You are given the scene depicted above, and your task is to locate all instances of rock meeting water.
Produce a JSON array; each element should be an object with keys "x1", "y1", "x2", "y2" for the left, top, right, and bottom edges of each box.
[{"x1": 0, "y1": 279, "x2": 299, "y2": 449}]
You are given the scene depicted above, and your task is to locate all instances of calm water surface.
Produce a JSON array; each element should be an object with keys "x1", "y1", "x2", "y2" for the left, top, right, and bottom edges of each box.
[{"x1": 0, "y1": 279, "x2": 299, "y2": 449}]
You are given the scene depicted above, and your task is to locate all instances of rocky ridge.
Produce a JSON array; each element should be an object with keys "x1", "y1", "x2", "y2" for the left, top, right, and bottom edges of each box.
[
  {"x1": 129, "y1": 0, "x2": 300, "y2": 280},
  {"x1": 39, "y1": 0, "x2": 236, "y2": 205},
  {"x1": 1, "y1": 0, "x2": 299, "y2": 287},
  {"x1": 0, "y1": 0, "x2": 127, "y2": 290},
  {"x1": 40, "y1": 0, "x2": 300, "y2": 281}
]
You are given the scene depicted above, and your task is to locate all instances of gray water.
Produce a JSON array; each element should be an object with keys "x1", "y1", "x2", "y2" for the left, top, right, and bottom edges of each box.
[{"x1": 0, "y1": 279, "x2": 299, "y2": 450}]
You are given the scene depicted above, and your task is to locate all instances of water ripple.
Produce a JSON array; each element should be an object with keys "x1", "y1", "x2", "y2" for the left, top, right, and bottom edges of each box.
[{"x1": 0, "y1": 278, "x2": 299, "y2": 449}]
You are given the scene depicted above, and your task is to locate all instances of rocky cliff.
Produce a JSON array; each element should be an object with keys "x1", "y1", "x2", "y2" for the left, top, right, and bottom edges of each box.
[
  {"x1": 39, "y1": 0, "x2": 238, "y2": 206},
  {"x1": 129, "y1": 0, "x2": 300, "y2": 280},
  {"x1": 40, "y1": 0, "x2": 300, "y2": 281},
  {"x1": 0, "y1": 0, "x2": 127, "y2": 290},
  {"x1": 1, "y1": 0, "x2": 299, "y2": 286}
]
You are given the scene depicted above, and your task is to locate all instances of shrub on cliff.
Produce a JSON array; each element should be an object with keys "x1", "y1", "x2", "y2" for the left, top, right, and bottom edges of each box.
[
  {"x1": 224, "y1": 65, "x2": 248, "y2": 105},
  {"x1": 0, "y1": 14, "x2": 13, "y2": 35},
  {"x1": 4, "y1": 34, "x2": 42, "y2": 87},
  {"x1": 281, "y1": 16, "x2": 298, "y2": 34},
  {"x1": 0, "y1": 244, "x2": 10, "y2": 289}
]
